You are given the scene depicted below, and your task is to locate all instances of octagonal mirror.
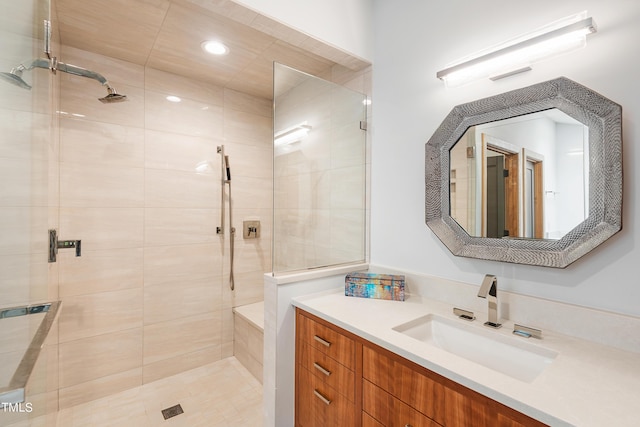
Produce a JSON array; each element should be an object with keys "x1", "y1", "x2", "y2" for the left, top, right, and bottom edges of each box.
[{"x1": 425, "y1": 77, "x2": 622, "y2": 268}]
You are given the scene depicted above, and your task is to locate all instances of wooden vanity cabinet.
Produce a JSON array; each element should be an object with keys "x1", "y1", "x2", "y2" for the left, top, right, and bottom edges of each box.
[
  {"x1": 295, "y1": 308, "x2": 547, "y2": 427},
  {"x1": 295, "y1": 309, "x2": 361, "y2": 427}
]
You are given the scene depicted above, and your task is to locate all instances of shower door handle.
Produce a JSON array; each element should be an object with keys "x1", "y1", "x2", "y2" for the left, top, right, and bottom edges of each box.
[{"x1": 48, "y1": 229, "x2": 81, "y2": 262}]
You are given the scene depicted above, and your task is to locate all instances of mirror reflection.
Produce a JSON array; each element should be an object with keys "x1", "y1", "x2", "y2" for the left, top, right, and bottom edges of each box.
[{"x1": 449, "y1": 109, "x2": 589, "y2": 240}]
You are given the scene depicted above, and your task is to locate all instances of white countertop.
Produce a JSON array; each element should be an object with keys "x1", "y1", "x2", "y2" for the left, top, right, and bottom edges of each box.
[{"x1": 292, "y1": 289, "x2": 640, "y2": 427}]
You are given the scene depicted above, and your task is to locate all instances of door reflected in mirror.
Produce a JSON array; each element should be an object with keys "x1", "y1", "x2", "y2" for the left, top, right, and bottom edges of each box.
[{"x1": 449, "y1": 109, "x2": 589, "y2": 240}]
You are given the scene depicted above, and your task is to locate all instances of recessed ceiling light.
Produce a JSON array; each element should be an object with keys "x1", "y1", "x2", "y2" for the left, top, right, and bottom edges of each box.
[
  {"x1": 201, "y1": 40, "x2": 229, "y2": 55},
  {"x1": 166, "y1": 95, "x2": 181, "y2": 103}
]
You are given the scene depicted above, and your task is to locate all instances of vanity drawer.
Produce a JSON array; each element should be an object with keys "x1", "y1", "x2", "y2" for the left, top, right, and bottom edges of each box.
[
  {"x1": 363, "y1": 379, "x2": 442, "y2": 427},
  {"x1": 363, "y1": 345, "x2": 445, "y2": 425},
  {"x1": 297, "y1": 310, "x2": 356, "y2": 369},
  {"x1": 363, "y1": 412, "x2": 385, "y2": 427},
  {"x1": 299, "y1": 342, "x2": 355, "y2": 402},
  {"x1": 296, "y1": 365, "x2": 357, "y2": 427}
]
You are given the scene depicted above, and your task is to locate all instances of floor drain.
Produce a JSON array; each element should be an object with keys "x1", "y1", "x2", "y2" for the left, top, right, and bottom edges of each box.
[{"x1": 161, "y1": 404, "x2": 184, "y2": 420}]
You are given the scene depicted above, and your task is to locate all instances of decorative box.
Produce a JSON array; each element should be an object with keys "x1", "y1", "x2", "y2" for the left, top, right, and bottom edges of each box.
[{"x1": 344, "y1": 272, "x2": 405, "y2": 301}]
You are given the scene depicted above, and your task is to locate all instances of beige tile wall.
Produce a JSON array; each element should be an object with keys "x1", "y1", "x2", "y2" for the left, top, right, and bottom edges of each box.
[{"x1": 56, "y1": 46, "x2": 273, "y2": 408}]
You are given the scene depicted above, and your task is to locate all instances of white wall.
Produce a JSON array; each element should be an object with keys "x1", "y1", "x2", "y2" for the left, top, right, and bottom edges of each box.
[
  {"x1": 232, "y1": 0, "x2": 374, "y2": 61},
  {"x1": 371, "y1": 0, "x2": 640, "y2": 316}
]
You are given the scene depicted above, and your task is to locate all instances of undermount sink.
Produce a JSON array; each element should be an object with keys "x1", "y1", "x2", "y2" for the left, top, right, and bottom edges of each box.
[{"x1": 392, "y1": 314, "x2": 557, "y2": 383}]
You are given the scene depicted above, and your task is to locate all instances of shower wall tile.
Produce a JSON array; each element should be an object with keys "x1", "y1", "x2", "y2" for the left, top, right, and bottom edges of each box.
[
  {"x1": 60, "y1": 77, "x2": 145, "y2": 128},
  {"x1": 223, "y1": 270, "x2": 266, "y2": 309},
  {"x1": 60, "y1": 118, "x2": 145, "y2": 168},
  {"x1": 143, "y1": 311, "x2": 222, "y2": 365},
  {"x1": 59, "y1": 207, "x2": 144, "y2": 250},
  {"x1": 0, "y1": 207, "x2": 48, "y2": 256},
  {"x1": 144, "y1": 89, "x2": 224, "y2": 137},
  {"x1": 330, "y1": 165, "x2": 366, "y2": 209},
  {"x1": 58, "y1": 288, "x2": 143, "y2": 343},
  {"x1": 60, "y1": 45, "x2": 145, "y2": 89},
  {"x1": 221, "y1": 143, "x2": 272, "y2": 179},
  {"x1": 143, "y1": 243, "x2": 220, "y2": 288},
  {"x1": 224, "y1": 88, "x2": 271, "y2": 118},
  {"x1": 0, "y1": 254, "x2": 49, "y2": 306},
  {"x1": 58, "y1": 248, "x2": 144, "y2": 297},
  {"x1": 144, "y1": 129, "x2": 221, "y2": 173},
  {"x1": 144, "y1": 277, "x2": 220, "y2": 325},
  {"x1": 144, "y1": 208, "x2": 217, "y2": 246},
  {"x1": 58, "y1": 367, "x2": 142, "y2": 409},
  {"x1": 142, "y1": 346, "x2": 221, "y2": 384},
  {"x1": 0, "y1": 110, "x2": 51, "y2": 161},
  {"x1": 224, "y1": 109, "x2": 272, "y2": 145},
  {"x1": 229, "y1": 238, "x2": 272, "y2": 276},
  {"x1": 144, "y1": 169, "x2": 218, "y2": 208},
  {"x1": 59, "y1": 328, "x2": 143, "y2": 388},
  {"x1": 231, "y1": 175, "x2": 272, "y2": 209},
  {"x1": 60, "y1": 163, "x2": 144, "y2": 208},
  {"x1": 145, "y1": 68, "x2": 224, "y2": 106},
  {"x1": 0, "y1": 157, "x2": 49, "y2": 207}
]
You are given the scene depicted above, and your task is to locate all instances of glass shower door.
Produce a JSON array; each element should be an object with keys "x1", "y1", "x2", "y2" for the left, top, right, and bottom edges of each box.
[
  {"x1": 272, "y1": 63, "x2": 367, "y2": 274},
  {"x1": 1, "y1": 0, "x2": 59, "y2": 424}
]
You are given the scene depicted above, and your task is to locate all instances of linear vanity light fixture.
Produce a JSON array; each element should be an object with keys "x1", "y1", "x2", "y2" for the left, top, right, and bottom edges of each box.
[
  {"x1": 274, "y1": 121, "x2": 312, "y2": 146},
  {"x1": 437, "y1": 13, "x2": 597, "y2": 87}
]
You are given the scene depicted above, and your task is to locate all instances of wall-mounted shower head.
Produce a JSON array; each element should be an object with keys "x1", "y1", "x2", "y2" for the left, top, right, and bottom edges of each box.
[
  {"x1": 0, "y1": 58, "x2": 127, "y2": 103},
  {"x1": 99, "y1": 85, "x2": 127, "y2": 103},
  {"x1": 0, "y1": 70, "x2": 32, "y2": 90}
]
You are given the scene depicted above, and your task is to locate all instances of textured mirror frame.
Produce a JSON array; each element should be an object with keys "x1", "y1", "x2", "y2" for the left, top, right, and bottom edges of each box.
[{"x1": 425, "y1": 77, "x2": 622, "y2": 268}]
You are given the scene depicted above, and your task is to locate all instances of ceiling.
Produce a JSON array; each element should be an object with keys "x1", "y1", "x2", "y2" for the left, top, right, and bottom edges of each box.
[{"x1": 53, "y1": 0, "x2": 369, "y2": 100}]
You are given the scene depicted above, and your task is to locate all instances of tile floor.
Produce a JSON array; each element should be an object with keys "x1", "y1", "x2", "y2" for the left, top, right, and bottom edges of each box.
[{"x1": 13, "y1": 357, "x2": 263, "y2": 427}]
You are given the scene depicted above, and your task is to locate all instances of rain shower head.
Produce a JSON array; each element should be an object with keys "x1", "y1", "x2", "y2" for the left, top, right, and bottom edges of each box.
[{"x1": 0, "y1": 58, "x2": 127, "y2": 103}]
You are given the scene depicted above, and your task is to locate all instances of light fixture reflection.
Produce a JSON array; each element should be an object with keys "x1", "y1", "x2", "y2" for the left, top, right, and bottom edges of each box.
[
  {"x1": 437, "y1": 13, "x2": 597, "y2": 87},
  {"x1": 274, "y1": 122, "x2": 312, "y2": 146},
  {"x1": 166, "y1": 95, "x2": 181, "y2": 103}
]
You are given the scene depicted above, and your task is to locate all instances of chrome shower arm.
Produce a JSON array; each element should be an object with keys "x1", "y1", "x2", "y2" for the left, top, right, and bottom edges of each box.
[{"x1": 55, "y1": 62, "x2": 109, "y2": 86}]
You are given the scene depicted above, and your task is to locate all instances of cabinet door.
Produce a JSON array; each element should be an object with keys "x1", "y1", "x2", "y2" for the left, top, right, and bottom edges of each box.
[
  {"x1": 363, "y1": 379, "x2": 442, "y2": 427},
  {"x1": 299, "y1": 342, "x2": 356, "y2": 402},
  {"x1": 298, "y1": 311, "x2": 356, "y2": 369},
  {"x1": 297, "y1": 366, "x2": 357, "y2": 427},
  {"x1": 363, "y1": 412, "x2": 385, "y2": 427},
  {"x1": 363, "y1": 345, "x2": 445, "y2": 425},
  {"x1": 444, "y1": 385, "x2": 547, "y2": 427}
]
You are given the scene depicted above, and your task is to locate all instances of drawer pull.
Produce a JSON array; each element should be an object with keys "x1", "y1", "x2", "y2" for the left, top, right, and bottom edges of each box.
[
  {"x1": 313, "y1": 389, "x2": 332, "y2": 405},
  {"x1": 313, "y1": 335, "x2": 331, "y2": 347},
  {"x1": 405, "y1": 425, "x2": 413, "y2": 427},
  {"x1": 313, "y1": 362, "x2": 332, "y2": 376}
]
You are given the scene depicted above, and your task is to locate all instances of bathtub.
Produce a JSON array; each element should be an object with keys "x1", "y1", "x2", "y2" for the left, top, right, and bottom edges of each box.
[{"x1": 233, "y1": 301, "x2": 264, "y2": 383}]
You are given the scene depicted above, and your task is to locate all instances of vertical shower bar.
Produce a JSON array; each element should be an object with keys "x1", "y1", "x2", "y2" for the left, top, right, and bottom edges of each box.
[
  {"x1": 217, "y1": 145, "x2": 225, "y2": 235},
  {"x1": 217, "y1": 145, "x2": 235, "y2": 291}
]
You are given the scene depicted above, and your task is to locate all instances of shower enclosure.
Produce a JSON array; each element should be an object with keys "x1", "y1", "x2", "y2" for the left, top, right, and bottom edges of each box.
[
  {"x1": 1, "y1": 0, "x2": 60, "y2": 425},
  {"x1": 272, "y1": 63, "x2": 368, "y2": 274}
]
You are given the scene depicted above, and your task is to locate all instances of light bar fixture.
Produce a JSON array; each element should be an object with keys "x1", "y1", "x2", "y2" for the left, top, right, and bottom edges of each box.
[
  {"x1": 437, "y1": 13, "x2": 597, "y2": 87},
  {"x1": 274, "y1": 122, "x2": 312, "y2": 146}
]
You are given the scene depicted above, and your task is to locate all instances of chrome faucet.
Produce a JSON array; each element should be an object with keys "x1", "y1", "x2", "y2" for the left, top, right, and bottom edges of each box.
[{"x1": 477, "y1": 274, "x2": 501, "y2": 329}]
